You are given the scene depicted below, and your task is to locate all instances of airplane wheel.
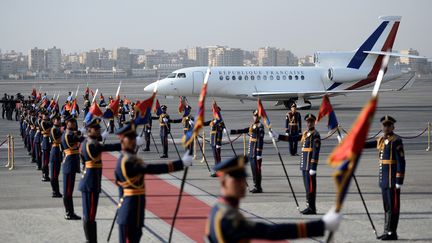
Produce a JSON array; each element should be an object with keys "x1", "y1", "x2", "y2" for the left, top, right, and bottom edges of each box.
[{"x1": 303, "y1": 101, "x2": 312, "y2": 110}]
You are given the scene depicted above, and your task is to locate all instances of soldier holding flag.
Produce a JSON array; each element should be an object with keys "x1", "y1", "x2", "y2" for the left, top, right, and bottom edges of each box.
[{"x1": 230, "y1": 110, "x2": 265, "y2": 193}]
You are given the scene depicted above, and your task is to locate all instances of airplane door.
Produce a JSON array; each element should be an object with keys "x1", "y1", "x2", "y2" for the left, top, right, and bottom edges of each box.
[{"x1": 193, "y1": 71, "x2": 204, "y2": 95}]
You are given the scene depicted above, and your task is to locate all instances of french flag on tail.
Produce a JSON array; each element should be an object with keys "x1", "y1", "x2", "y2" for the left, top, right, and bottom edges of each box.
[{"x1": 316, "y1": 95, "x2": 338, "y2": 131}]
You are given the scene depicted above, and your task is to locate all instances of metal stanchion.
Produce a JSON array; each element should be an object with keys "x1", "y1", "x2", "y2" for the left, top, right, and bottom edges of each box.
[
  {"x1": 193, "y1": 136, "x2": 197, "y2": 159},
  {"x1": 200, "y1": 130, "x2": 205, "y2": 163},
  {"x1": 9, "y1": 136, "x2": 15, "y2": 170},
  {"x1": 427, "y1": 122, "x2": 431, "y2": 152},
  {"x1": 243, "y1": 134, "x2": 246, "y2": 156},
  {"x1": 5, "y1": 135, "x2": 11, "y2": 168}
]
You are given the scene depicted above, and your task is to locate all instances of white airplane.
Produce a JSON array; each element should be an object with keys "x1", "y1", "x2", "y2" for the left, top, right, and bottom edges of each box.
[{"x1": 144, "y1": 16, "x2": 423, "y2": 109}]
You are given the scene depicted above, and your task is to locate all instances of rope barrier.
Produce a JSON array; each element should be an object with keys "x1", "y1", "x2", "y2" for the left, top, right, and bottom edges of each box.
[
  {"x1": 398, "y1": 126, "x2": 428, "y2": 139},
  {"x1": 0, "y1": 138, "x2": 8, "y2": 147}
]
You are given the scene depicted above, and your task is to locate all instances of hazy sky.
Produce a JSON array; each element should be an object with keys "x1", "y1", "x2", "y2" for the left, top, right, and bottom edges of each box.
[{"x1": 1, "y1": 0, "x2": 431, "y2": 57}]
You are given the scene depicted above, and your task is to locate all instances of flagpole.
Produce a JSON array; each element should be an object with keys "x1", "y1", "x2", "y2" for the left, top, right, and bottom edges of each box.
[
  {"x1": 335, "y1": 127, "x2": 378, "y2": 238},
  {"x1": 150, "y1": 132, "x2": 160, "y2": 156},
  {"x1": 326, "y1": 55, "x2": 390, "y2": 243},
  {"x1": 269, "y1": 127, "x2": 300, "y2": 211},
  {"x1": 169, "y1": 67, "x2": 211, "y2": 242}
]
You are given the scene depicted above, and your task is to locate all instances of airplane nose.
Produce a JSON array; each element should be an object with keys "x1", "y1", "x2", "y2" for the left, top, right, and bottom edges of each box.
[{"x1": 144, "y1": 82, "x2": 155, "y2": 93}]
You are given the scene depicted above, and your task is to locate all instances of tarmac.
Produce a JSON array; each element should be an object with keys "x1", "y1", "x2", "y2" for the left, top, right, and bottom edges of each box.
[{"x1": 0, "y1": 76, "x2": 431, "y2": 243}]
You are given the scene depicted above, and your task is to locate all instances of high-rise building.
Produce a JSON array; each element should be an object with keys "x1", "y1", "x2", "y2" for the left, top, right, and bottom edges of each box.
[
  {"x1": 29, "y1": 47, "x2": 46, "y2": 72},
  {"x1": 187, "y1": 47, "x2": 208, "y2": 66},
  {"x1": 113, "y1": 47, "x2": 131, "y2": 70},
  {"x1": 46, "y1": 46, "x2": 62, "y2": 73},
  {"x1": 258, "y1": 47, "x2": 298, "y2": 66},
  {"x1": 208, "y1": 46, "x2": 244, "y2": 66},
  {"x1": 81, "y1": 51, "x2": 99, "y2": 69}
]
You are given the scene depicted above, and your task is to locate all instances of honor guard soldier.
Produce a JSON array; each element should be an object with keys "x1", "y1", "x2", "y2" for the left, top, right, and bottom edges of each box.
[
  {"x1": 206, "y1": 155, "x2": 342, "y2": 243},
  {"x1": 203, "y1": 106, "x2": 224, "y2": 177},
  {"x1": 118, "y1": 99, "x2": 126, "y2": 128},
  {"x1": 1, "y1": 93, "x2": 7, "y2": 119},
  {"x1": 49, "y1": 114, "x2": 63, "y2": 197},
  {"x1": 99, "y1": 93, "x2": 106, "y2": 107},
  {"x1": 27, "y1": 110, "x2": 36, "y2": 158},
  {"x1": 114, "y1": 121, "x2": 193, "y2": 243},
  {"x1": 158, "y1": 105, "x2": 173, "y2": 158},
  {"x1": 230, "y1": 110, "x2": 265, "y2": 193},
  {"x1": 40, "y1": 111, "x2": 53, "y2": 181},
  {"x1": 79, "y1": 118, "x2": 121, "y2": 243},
  {"x1": 180, "y1": 105, "x2": 194, "y2": 150},
  {"x1": 83, "y1": 98, "x2": 91, "y2": 117},
  {"x1": 143, "y1": 116, "x2": 153, "y2": 151},
  {"x1": 276, "y1": 114, "x2": 321, "y2": 214},
  {"x1": 61, "y1": 115, "x2": 85, "y2": 220},
  {"x1": 285, "y1": 103, "x2": 302, "y2": 156},
  {"x1": 33, "y1": 116, "x2": 43, "y2": 170},
  {"x1": 365, "y1": 115, "x2": 405, "y2": 241}
]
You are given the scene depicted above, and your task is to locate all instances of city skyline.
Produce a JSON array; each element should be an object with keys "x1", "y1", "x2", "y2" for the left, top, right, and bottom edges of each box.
[{"x1": 1, "y1": 0, "x2": 431, "y2": 58}]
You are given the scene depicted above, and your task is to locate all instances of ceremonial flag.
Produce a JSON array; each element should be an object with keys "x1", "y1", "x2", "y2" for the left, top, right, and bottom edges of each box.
[
  {"x1": 31, "y1": 88, "x2": 37, "y2": 99},
  {"x1": 134, "y1": 93, "x2": 156, "y2": 125},
  {"x1": 84, "y1": 102, "x2": 103, "y2": 123},
  {"x1": 257, "y1": 98, "x2": 271, "y2": 128},
  {"x1": 103, "y1": 96, "x2": 120, "y2": 119},
  {"x1": 316, "y1": 95, "x2": 339, "y2": 130},
  {"x1": 47, "y1": 99, "x2": 56, "y2": 112},
  {"x1": 212, "y1": 100, "x2": 222, "y2": 121},
  {"x1": 71, "y1": 99, "x2": 78, "y2": 116},
  {"x1": 154, "y1": 99, "x2": 162, "y2": 116},
  {"x1": 182, "y1": 68, "x2": 210, "y2": 147},
  {"x1": 35, "y1": 92, "x2": 42, "y2": 103},
  {"x1": 178, "y1": 96, "x2": 187, "y2": 113},
  {"x1": 85, "y1": 87, "x2": 90, "y2": 97},
  {"x1": 328, "y1": 97, "x2": 377, "y2": 211}
]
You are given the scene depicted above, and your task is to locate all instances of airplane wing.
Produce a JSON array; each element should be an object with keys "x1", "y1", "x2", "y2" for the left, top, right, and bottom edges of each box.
[{"x1": 252, "y1": 74, "x2": 415, "y2": 99}]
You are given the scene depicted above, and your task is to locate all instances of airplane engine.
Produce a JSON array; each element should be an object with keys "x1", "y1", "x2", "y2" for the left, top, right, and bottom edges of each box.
[{"x1": 326, "y1": 67, "x2": 368, "y2": 83}]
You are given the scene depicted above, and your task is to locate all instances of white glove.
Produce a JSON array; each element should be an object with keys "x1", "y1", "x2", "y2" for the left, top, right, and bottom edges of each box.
[
  {"x1": 309, "y1": 169, "x2": 317, "y2": 176},
  {"x1": 182, "y1": 152, "x2": 193, "y2": 167},
  {"x1": 163, "y1": 118, "x2": 169, "y2": 123},
  {"x1": 215, "y1": 145, "x2": 221, "y2": 149},
  {"x1": 189, "y1": 120, "x2": 194, "y2": 126},
  {"x1": 396, "y1": 184, "x2": 402, "y2": 189},
  {"x1": 101, "y1": 130, "x2": 109, "y2": 140},
  {"x1": 136, "y1": 136, "x2": 144, "y2": 146},
  {"x1": 268, "y1": 130, "x2": 278, "y2": 139},
  {"x1": 223, "y1": 128, "x2": 227, "y2": 134},
  {"x1": 323, "y1": 207, "x2": 342, "y2": 231},
  {"x1": 256, "y1": 156, "x2": 262, "y2": 160},
  {"x1": 285, "y1": 132, "x2": 289, "y2": 136}
]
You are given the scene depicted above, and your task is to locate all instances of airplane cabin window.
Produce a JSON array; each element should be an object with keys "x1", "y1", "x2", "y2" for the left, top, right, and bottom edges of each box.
[
  {"x1": 238, "y1": 76, "x2": 242, "y2": 80},
  {"x1": 276, "y1": 75, "x2": 280, "y2": 80},
  {"x1": 295, "y1": 75, "x2": 298, "y2": 80},
  {"x1": 232, "y1": 76, "x2": 236, "y2": 80},
  {"x1": 167, "y1": 73, "x2": 177, "y2": 78},
  {"x1": 270, "y1": 75, "x2": 274, "y2": 80},
  {"x1": 257, "y1": 75, "x2": 261, "y2": 80},
  {"x1": 282, "y1": 75, "x2": 287, "y2": 80},
  {"x1": 289, "y1": 75, "x2": 292, "y2": 80},
  {"x1": 177, "y1": 73, "x2": 186, "y2": 78},
  {"x1": 226, "y1": 76, "x2": 230, "y2": 80},
  {"x1": 245, "y1": 76, "x2": 249, "y2": 80},
  {"x1": 301, "y1": 75, "x2": 305, "y2": 80},
  {"x1": 251, "y1": 75, "x2": 255, "y2": 80},
  {"x1": 263, "y1": 75, "x2": 267, "y2": 80},
  {"x1": 219, "y1": 76, "x2": 224, "y2": 80}
]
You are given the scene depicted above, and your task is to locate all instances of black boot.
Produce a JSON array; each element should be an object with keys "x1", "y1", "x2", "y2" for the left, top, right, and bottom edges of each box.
[
  {"x1": 249, "y1": 187, "x2": 263, "y2": 193},
  {"x1": 64, "y1": 197, "x2": 81, "y2": 220},
  {"x1": 381, "y1": 232, "x2": 398, "y2": 241},
  {"x1": 51, "y1": 180, "x2": 62, "y2": 197},
  {"x1": 377, "y1": 213, "x2": 390, "y2": 239},
  {"x1": 83, "y1": 220, "x2": 90, "y2": 242},
  {"x1": 89, "y1": 221, "x2": 97, "y2": 243}
]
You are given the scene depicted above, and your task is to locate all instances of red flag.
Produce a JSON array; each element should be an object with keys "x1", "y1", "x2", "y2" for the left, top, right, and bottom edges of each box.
[
  {"x1": 328, "y1": 97, "x2": 378, "y2": 211},
  {"x1": 178, "y1": 96, "x2": 186, "y2": 113},
  {"x1": 31, "y1": 88, "x2": 37, "y2": 98},
  {"x1": 182, "y1": 82, "x2": 207, "y2": 147},
  {"x1": 154, "y1": 99, "x2": 162, "y2": 116},
  {"x1": 135, "y1": 93, "x2": 156, "y2": 118},
  {"x1": 212, "y1": 100, "x2": 222, "y2": 120},
  {"x1": 257, "y1": 98, "x2": 271, "y2": 128},
  {"x1": 316, "y1": 95, "x2": 339, "y2": 130}
]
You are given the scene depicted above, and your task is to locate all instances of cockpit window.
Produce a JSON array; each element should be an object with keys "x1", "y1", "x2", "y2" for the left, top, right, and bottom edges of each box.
[
  {"x1": 177, "y1": 73, "x2": 186, "y2": 78},
  {"x1": 167, "y1": 73, "x2": 177, "y2": 78}
]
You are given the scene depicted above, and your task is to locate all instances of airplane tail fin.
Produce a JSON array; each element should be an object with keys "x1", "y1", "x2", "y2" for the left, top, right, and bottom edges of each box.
[{"x1": 347, "y1": 16, "x2": 401, "y2": 70}]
